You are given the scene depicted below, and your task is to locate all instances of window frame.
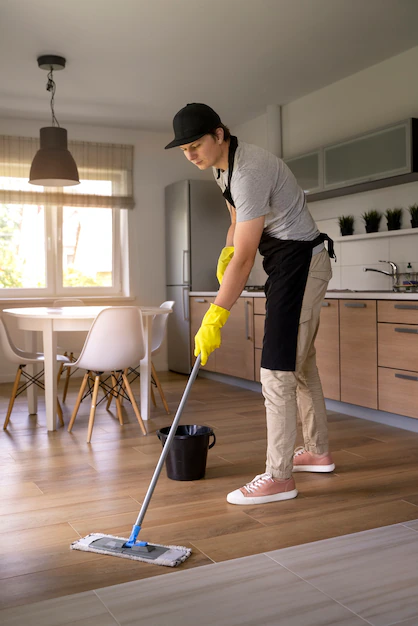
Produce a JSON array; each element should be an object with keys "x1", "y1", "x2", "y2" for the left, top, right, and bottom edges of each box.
[{"x1": 0, "y1": 201, "x2": 126, "y2": 299}]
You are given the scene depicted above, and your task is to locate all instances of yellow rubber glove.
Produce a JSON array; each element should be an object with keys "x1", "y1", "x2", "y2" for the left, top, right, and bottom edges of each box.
[
  {"x1": 216, "y1": 246, "x2": 234, "y2": 285},
  {"x1": 194, "y1": 303, "x2": 230, "y2": 366}
]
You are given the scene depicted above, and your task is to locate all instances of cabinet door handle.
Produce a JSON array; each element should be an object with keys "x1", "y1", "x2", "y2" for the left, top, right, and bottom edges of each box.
[
  {"x1": 182, "y1": 250, "x2": 189, "y2": 284},
  {"x1": 344, "y1": 302, "x2": 366, "y2": 308},
  {"x1": 321, "y1": 302, "x2": 330, "y2": 307},
  {"x1": 394, "y1": 304, "x2": 418, "y2": 310},
  {"x1": 395, "y1": 373, "x2": 418, "y2": 382},
  {"x1": 194, "y1": 298, "x2": 207, "y2": 303},
  {"x1": 245, "y1": 300, "x2": 251, "y2": 340},
  {"x1": 182, "y1": 287, "x2": 189, "y2": 321},
  {"x1": 394, "y1": 327, "x2": 418, "y2": 334}
]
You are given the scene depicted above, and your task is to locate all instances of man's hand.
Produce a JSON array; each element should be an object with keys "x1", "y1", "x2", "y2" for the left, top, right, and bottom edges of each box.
[{"x1": 194, "y1": 303, "x2": 230, "y2": 366}]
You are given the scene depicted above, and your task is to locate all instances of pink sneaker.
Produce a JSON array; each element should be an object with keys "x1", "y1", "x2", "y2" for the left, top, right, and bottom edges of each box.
[
  {"x1": 227, "y1": 473, "x2": 298, "y2": 505},
  {"x1": 293, "y1": 447, "x2": 335, "y2": 473}
]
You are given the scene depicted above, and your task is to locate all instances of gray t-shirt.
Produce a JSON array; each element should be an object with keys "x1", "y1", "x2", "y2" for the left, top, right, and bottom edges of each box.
[{"x1": 213, "y1": 140, "x2": 319, "y2": 241}]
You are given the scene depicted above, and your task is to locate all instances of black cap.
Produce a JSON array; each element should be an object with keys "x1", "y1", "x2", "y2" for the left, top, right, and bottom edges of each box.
[{"x1": 165, "y1": 103, "x2": 222, "y2": 149}]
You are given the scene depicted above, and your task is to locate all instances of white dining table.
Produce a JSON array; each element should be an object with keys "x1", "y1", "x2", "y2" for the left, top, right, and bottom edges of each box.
[{"x1": 3, "y1": 305, "x2": 171, "y2": 432}]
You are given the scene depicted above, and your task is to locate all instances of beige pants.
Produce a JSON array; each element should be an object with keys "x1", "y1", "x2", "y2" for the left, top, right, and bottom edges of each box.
[{"x1": 260, "y1": 248, "x2": 332, "y2": 479}]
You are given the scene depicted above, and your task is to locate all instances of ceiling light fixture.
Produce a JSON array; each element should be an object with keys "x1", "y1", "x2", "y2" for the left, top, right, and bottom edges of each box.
[{"x1": 29, "y1": 55, "x2": 80, "y2": 187}]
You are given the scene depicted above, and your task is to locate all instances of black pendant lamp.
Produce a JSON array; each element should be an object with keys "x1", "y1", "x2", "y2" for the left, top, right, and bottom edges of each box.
[{"x1": 29, "y1": 55, "x2": 80, "y2": 187}]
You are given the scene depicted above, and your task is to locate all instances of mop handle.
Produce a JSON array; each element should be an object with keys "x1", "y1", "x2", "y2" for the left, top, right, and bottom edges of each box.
[{"x1": 134, "y1": 354, "x2": 201, "y2": 528}]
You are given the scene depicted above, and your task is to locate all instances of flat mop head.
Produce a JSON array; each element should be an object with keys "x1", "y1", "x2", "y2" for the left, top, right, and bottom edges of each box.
[{"x1": 71, "y1": 533, "x2": 192, "y2": 567}]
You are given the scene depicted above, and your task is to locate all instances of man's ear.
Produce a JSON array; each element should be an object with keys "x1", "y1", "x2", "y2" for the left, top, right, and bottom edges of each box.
[{"x1": 215, "y1": 127, "x2": 224, "y2": 144}]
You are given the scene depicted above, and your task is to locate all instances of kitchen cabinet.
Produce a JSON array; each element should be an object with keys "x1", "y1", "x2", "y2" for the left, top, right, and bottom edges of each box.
[
  {"x1": 340, "y1": 300, "x2": 377, "y2": 409},
  {"x1": 377, "y1": 301, "x2": 418, "y2": 418},
  {"x1": 285, "y1": 151, "x2": 322, "y2": 193},
  {"x1": 189, "y1": 295, "x2": 216, "y2": 370},
  {"x1": 189, "y1": 296, "x2": 255, "y2": 380},
  {"x1": 316, "y1": 299, "x2": 340, "y2": 401},
  {"x1": 216, "y1": 297, "x2": 255, "y2": 380}
]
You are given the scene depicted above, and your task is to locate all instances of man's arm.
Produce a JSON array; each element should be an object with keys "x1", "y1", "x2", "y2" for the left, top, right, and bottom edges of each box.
[
  {"x1": 225, "y1": 200, "x2": 236, "y2": 246},
  {"x1": 214, "y1": 215, "x2": 265, "y2": 311}
]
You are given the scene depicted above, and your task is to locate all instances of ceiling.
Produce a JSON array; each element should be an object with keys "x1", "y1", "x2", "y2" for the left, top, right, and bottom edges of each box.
[{"x1": 1, "y1": 0, "x2": 418, "y2": 131}]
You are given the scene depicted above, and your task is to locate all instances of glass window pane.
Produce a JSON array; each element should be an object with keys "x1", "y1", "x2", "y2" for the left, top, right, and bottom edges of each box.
[
  {"x1": 62, "y1": 206, "x2": 113, "y2": 287},
  {"x1": 0, "y1": 202, "x2": 46, "y2": 288}
]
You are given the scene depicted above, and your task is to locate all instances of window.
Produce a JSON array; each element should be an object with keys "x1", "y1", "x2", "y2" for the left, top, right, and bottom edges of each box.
[{"x1": 0, "y1": 136, "x2": 134, "y2": 298}]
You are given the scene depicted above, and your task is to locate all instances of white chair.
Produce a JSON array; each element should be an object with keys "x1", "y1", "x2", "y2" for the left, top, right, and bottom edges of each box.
[
  {"x1": 66, "y1": 306, "x2": 147, "y2": 443},
  {"x1": 0, "y1": 317, "x2": 70, "y2": 430},
  {"x1": 54, "y1": 298, "x2": 85, "y2": 402},
  {"x1": 125, "y1": 301, "x2": 174, "y2": 415}
]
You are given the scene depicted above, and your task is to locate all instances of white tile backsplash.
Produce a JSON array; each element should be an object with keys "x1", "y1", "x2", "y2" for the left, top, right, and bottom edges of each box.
[{"x1": 309, "y1": 180, "x2": 418, "y2": 290}]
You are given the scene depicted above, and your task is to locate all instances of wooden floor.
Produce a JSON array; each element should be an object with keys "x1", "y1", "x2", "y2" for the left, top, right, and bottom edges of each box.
[{"x1": 1, "y1": 371, "x2": 418, "y2": 610}]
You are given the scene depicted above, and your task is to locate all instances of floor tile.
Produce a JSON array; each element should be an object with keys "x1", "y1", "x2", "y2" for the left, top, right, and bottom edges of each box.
[
  {"x1": 267, "y1": 523, "x2": 418, "y2": 626},
  {"x1": 96, "y1": 553, "x2": 368, "y2": 626},
  {"x1": 0, "y1": 591, "x2": 113, "y2": 626}
]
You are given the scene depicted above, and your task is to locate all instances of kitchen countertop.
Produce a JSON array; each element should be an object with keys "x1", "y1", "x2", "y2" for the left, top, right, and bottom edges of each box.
[{"x1": 190, "y1": 290, "x2": 418, "y2": 300}]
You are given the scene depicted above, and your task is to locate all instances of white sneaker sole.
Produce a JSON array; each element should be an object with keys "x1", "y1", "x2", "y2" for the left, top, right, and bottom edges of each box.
[
  {"x1": 292, "y1": 463, "x2": 335, "y2": 473},
  {"x1": 226, "y1": 488, "x2": 298, "y2": 506}
]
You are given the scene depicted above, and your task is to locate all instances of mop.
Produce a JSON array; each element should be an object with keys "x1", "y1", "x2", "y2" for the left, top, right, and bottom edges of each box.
[{"x1": 71, "y1": 355, "x2": 201, "y2": 567}]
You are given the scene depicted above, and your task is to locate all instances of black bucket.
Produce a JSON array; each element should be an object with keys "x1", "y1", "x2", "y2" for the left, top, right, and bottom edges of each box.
[{"x1": 156, "y1": 425, "x2": 216, "y2": 481}]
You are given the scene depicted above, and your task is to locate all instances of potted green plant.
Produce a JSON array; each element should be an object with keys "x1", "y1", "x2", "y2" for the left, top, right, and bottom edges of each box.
[
  {"x1": 409, "y1": 203, "x2": 418, "y2": 228},
  {"x1": 385, "y1": 207, "x2": 403, "y2": 231},
  {"x1": 338, "y1": 215, "x2": 355, "y2": 236},
  {"x1": 362, "y1": 210, "x2": 382, "y2": 234}
]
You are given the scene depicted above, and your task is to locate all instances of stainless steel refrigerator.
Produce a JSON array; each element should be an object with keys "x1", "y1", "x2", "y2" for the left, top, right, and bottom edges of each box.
[{"x1": 165, "y1": 179, "x2": 231, "y2": 374}]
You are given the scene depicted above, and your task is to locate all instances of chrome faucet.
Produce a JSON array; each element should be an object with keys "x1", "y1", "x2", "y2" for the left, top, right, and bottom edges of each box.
[{"x1": 363, "y1": 260, "x2": 398, "y2": 289}]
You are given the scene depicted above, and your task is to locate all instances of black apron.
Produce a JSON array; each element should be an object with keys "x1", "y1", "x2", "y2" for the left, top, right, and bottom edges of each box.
[{"x1": 221, "y1": 136, "x2": 335, "y2": 372}]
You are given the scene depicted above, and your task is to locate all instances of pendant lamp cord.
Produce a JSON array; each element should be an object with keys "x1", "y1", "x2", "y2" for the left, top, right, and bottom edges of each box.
[{"x1": 46, "y1": 68, "x2": 60, "y2": 128}]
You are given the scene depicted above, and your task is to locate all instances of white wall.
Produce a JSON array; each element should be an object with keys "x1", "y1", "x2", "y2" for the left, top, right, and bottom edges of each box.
[
  {"x1": 0, "y1": 116, "x2": 208, "y2": 379},
  {"x1": 233, "y1": 45, "x2": 418, "y2": 290}
]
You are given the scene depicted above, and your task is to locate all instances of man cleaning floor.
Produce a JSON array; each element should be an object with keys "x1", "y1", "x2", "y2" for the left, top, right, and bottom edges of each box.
[{"x1": 165, "y1": 103, "x2": 335, "y2": 505}]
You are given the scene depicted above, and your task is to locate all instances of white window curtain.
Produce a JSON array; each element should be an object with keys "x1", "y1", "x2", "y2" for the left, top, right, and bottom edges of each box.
[{"x1": 0, "y1": 135, "x2": 134, "y2": 209}]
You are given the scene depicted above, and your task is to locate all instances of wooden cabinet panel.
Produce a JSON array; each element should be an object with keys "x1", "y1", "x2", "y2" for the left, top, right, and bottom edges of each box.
[
  {"x1": 340, "y1": 300, "x2": 377, "y2": 409},
  {"x1": 378, "y1": 301, "x2": 418, "y2": 325},
  {"x1": 316, "y1": 299, "x2": 340, "y2": 401},
  {"x1": 189, "y1": 296, "x2": 216, "y2": 371},
  {"x1": 255, "y1": 348, "x2": 262, "y2": 382},
  {"x1": 378, "y1": 322, "x2": 418, "y2": 371},
  {"x1": 254, "y1": 314, "x2": 265, "y2": 350},
  {"x1": 254, "y1": 298, "x2": 266, "y2": 314},
  {"x1": 378, "y1": 367, "x2": 418, "y2": 419},
  {"x1": 216, "y1": 298, "x2": 255, "y2": 380}
]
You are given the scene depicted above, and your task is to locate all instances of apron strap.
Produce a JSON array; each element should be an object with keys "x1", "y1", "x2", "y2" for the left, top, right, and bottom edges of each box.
[{"x1": 317, "y1": 233, "x2": 337, "y2": 262}]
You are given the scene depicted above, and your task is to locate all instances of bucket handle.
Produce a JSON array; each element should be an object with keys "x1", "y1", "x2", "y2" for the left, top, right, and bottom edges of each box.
[{"x1": 209, "y1": 432, "x2": 216, "y2": 449}]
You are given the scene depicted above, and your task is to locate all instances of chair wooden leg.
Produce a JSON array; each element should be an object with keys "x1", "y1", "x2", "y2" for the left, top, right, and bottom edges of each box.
[
  {"x1": 57, "y1": 399, "x2": 64, "y2": 427},
  {"x1": 150, "y1": 382, "x2": 157, "y2": 407},
  {"x1": 111, "y1": 372, "x2": 124, "y2": 425},
  {"x1": 62, "y1": 365, "x2": 72, "y2": 403},
  {"x1": 57, "y1": 353, "x2": 67, "y2": 385},
  {"x1": 122, "y1": 371, "x2": 146, "y2": 435},
  {"x1": 3, "y1": 366, "x2": 23, "y2": 430},
  {"x1": 151, "y1": 362, "x2": 170, "y2": 414},
  {"x1": 87, "y1": 375, "x2": 100, "y2": 443},
  {"x1": 68, "y1": 372, "x2": 89, "y2": 433}
]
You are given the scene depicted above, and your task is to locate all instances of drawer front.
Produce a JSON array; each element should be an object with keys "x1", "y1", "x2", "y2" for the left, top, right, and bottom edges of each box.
[
  {"x1": 378, "y1": 323, "x2": 418, "y2": 371},
  {"x1": 254, "y1": 297, "x2": 266, "y2": 314},
  {"x1": 378, "y1": 300, "x2": 418, "y2": 324},
  {"x1": 255, "y1": 348, "x2": 262, "y2": 382},
  {"x1": 254, "y1": 314, "x2": 265, "y2": 349},
  {"x1": 378, "y1": 367, "x2": 418, "y2": 419}
]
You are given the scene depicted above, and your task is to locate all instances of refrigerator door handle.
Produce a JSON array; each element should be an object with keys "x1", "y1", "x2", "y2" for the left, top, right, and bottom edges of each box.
[
  {"x1": 182, "y1": 287, "x2": 190, "y2": 321},
  {"x1": 182, "y1": 250, "x2": 190, "y2": 284}
]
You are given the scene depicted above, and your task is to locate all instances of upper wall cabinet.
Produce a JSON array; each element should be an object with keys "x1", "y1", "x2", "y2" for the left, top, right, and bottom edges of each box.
[
  {"x1": 285, "y1": 150, "x2": 322, "y2": 193},
  {"x1": 285, "y1": 118, "x2": 418, "y2": 202}
]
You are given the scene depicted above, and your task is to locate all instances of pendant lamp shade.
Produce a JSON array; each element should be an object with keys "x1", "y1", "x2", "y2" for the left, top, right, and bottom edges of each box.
[{"x1": 29, "y1": 127, "x2": 80, "y2": 187}]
